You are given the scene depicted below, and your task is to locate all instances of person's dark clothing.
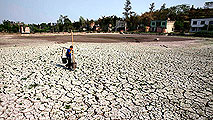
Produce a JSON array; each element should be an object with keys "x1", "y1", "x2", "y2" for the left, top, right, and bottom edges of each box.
[
  {"x1": 67, "y1": 56, "x2": 72, "y2": 68},
  {"x1": 66, "y1": 49, "x2": 72, "y2": 57},
  {"x1": 66, "y1": 48, "x2": 73, "y2": 68}
]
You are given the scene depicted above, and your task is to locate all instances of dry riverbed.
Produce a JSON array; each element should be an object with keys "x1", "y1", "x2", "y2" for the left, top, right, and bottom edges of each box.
[{"x1": 0, "y1": 35, "x2": 213, "y2": 119}]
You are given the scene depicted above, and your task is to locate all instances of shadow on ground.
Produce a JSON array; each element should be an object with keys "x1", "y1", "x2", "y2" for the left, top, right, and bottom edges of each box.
[{"x1": 56, "y1": 64, "x2": 73, "y2": 71}]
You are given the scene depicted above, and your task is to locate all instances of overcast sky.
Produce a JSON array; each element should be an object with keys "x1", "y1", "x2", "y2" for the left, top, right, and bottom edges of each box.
[{"x1": 0, "y1": 0, "x2": 209, "y2": 24}]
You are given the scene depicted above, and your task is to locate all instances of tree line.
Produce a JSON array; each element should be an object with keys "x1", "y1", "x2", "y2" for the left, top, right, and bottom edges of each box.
[{"x1": 0, "y1": 1, "x2": 212, "y2": 33}]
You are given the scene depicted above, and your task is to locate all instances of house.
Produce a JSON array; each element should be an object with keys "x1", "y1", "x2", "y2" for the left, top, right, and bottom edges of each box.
[
  {"x1": 90, "y1": 22, "x2": 95, "y2": 29},
  {"x1": 89, "y1": 22, "x2": 100, "y2": 31},
  {"x1": 20, "y1": 26, "x2": 30, "y2": 34},
  {"x1": 145, "y1": 26, "x2": 150, "y2": 32},
  {"x1": 189, "y1": 18, "x2": 213, "y2": 32},
  {"x1": 150, "y1": 19, "x2": 175, "y2": 33},
  {"x1": 108, "y1": 24, "x2": 113, "y2": 32},
  {"x1": 95, "y1": 24, "x2": 100, "y2": 31},
  {"x1": 115, "y1": 20, "x2": 127, "y2": 32},
  {"x1": 204, "y1": 2, "x2": 213, "y2": 9}
]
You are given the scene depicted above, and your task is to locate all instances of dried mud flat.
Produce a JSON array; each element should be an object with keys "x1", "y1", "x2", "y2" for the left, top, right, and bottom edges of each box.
[{"x1": 0, "y1": 34, "x2": 213, "y2": 119}]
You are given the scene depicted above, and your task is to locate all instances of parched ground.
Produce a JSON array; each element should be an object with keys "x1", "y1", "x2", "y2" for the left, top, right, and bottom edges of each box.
[{"x1": 0, "y1": 34, "x2": 213, "y2": 119}]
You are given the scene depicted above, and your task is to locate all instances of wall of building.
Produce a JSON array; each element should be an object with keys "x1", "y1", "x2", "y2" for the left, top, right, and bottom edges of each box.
[
  {"x1": 150, "y1": 21, "x2": 167, "y2": 28},
  {"x1": 191, "y1": 18, "x2": 213, "y2": 28},
  {"x1": 115, "y1": 20, "x2": 127, "y2": 31},
  {"x1": 166, "y1": 21, "x2": 175, "y2": 33},
  {"x1": 190, "y1": 18, "x2": 213, "y2": 32},
  {"x1": 150, "y1": 20, "x2": 174, "y2": 33},
  {"x1": 21, "y1": 26, "x2": 30, "y2": 34}
]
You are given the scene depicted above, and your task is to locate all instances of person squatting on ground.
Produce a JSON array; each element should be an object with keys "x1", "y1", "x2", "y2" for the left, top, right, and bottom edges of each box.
[{"x1": 66, "y1": 45, "x2": 73, "y2": 68}]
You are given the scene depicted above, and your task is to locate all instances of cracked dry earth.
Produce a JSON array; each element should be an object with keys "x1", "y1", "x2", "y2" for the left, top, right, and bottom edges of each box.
[{"x1": 0, "y1": 42, "x2": 213, "y2": 120}]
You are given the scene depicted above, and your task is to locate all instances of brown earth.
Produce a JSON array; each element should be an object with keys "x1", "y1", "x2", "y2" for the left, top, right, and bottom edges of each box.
[
  {"x1": 13, "y1": 34, "x2": 194, "y2": 43},
  {"x1": 0, "y1": 33, "x2": 205, "y2": 48}
]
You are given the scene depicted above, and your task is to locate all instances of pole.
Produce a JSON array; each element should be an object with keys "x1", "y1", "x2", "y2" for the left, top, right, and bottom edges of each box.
[
  {"x1": 71, "y1": 31, "x2": 75, "y2": 63},
  {"x1": 71, "y1": 30, "x2": 74, "y2": 46},
  {"x1": 207, "y1": 23, "x2": 209, "y2": 31}
]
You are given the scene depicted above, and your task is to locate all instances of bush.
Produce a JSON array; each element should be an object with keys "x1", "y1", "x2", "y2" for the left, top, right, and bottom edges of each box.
[{"x1": 194, "y1": 31, "x2": 213, "y2": 37}]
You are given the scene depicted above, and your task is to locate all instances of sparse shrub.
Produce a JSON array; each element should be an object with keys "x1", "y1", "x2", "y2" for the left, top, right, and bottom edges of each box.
[{"x1": 194, "y1": 31, "x2": 213, "y2": 37}]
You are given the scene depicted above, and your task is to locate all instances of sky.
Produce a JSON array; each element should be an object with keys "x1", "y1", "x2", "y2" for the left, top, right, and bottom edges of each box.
[{"x1": 0, "y1": 0, "x2": 209, "y2": 24}]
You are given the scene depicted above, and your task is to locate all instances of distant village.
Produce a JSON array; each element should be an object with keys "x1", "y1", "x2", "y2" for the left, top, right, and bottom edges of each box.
[{"x1": 0, "y1": 1, "x2": 212, "y2": 37}]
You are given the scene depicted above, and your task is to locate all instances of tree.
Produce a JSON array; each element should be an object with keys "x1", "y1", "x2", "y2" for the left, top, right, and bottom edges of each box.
[
  {"x1": 174, "y1": 21, "x2": 184, "y2": 32},
  {"x1": 149, "y1": 3, "x2": 155, "y2": 12},
  {"x1": 123, "y1": 0, "x2": 135, "y2": 31},
  {"x1": 128, "y1": 13, "x2": 141, "y2": 31},
  {"x1": 57, "y1": 15, "x2": 64, "y2": 32},
  {"x1": 79, "y1": 16, "x2": 86, "y2": 31},
  {"x1": 56, "y1": 15, "x2": 72, "y2": 32},
  {"x1": 160, "y1": 3, "x2": 166, "y2": 11},
  {"x1": 0, "y1": 24, "x2": 3, "y2": 32},
  {"x1": 64, "y1": 17, "x2": 72, "y2": 32},
  {"x1": 176, "y1": 4, "x2": 190, "y2": 13},
  {"x1": 123, "y1": 0, "x2": 134, "y2": 19},
  {"x1": 2, "y1": 20, "x2": 12, "y2": 32},
  {"x1": 97, "y1": 15, "x2": 121, "y2": 32},
  {"x1": 190, "y1": 5, "x2": 195, "y2": 10},
  {"x1": 79, "y1": 16, "x2": 86, "y2": 27},
  {"x1": 73, "y1": 21, "x2": 81, "y2": 31},
  {"x1": 0, "y1": 20, "x2": 21, "y2": 33},
  {"x1": 11, "y1": 24, "x2": 19, "y2": 33},
  {"x1": 140, "y1": 12, "x2": 154, "y2": 26}
]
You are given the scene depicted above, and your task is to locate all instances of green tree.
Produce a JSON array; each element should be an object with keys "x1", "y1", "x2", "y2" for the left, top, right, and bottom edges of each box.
[
  {"x1": 79, "y1": 16, "x2": 86, "y2": 30},
  {"x1": 2, "y1": 20, "x2": 12, "y2": 32},
  {"x1": 174, "y1": 21, "x2": 184, "y2": 32},
  {"x1": 160, "y1": 3, "x2": 166, "y2": 11},
  {"x1": 0, "y1": 24, "x2": 3, "y2": 32},
  {"x1": 149, "y1": 3, "x2": 155, "y2": 12},
  {"x1": 140, "y1": 12, "x2": 154, "y2": 26},
  {"x1": 73, "y1": 21, "x2": 81, "y2": 31},
  {"x1": 64, "y1": 17, "x2": 72, "y2": 32},
  {"x1": 123, "y1": 0, "x2": 134, "y2": 19},
  {"x1": 97, "y1": 15, "x2": 121, "y2": 32},
  {"x1": 57, "y1": 15, "x2": 72, "y2": 32},
  {"x1": 11, "y1": 24, "x2": 19, "y2": 33},
  {"x1": 127, "y1": 13, "x2": 142, "y2": 31}
]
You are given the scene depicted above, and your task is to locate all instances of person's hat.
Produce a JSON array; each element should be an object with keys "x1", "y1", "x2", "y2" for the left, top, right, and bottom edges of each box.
[{"x1": 70, "y1": 45, "x2": 73, "y2": 48}]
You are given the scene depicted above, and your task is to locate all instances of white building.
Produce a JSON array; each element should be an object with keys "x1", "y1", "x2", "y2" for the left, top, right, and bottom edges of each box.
[
  {"x1": 25, "y1": 27, "x2": 30, "y2": 33},
  {"x1": 204, "y1": 2, "x2": 213, "y2": 9},
  {"x1": 190, "y1": 18, "x2": 213, "y2": 32},
  {"x1": 21, "y1": 26, "x2": 30, "y2": 34}
]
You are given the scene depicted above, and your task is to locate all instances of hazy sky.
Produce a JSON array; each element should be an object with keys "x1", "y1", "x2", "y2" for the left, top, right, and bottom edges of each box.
[{"x1": 0, "y1": 0, "x2": 209, "y2": 24}]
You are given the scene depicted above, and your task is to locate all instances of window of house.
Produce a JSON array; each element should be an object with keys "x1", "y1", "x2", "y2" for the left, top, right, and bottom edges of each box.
[
  {"x1": 193, "y1": 21, "x2": 197, "y2": 25},
  {"x1": 152, "y1": 22, "x2": 155, "y2": 25},
  {"x1": 201, "y1": 21, "x2": 205, "y2": 25},
  {"x1": 162, "y1": 22, "x2": 166, "y2": 26},
  {"x1": 192, "y1": 27, "x2": 196, "y2": 31},
  {"x1": 156, "y1": 21, "x2": 161, "y2": 27}
]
